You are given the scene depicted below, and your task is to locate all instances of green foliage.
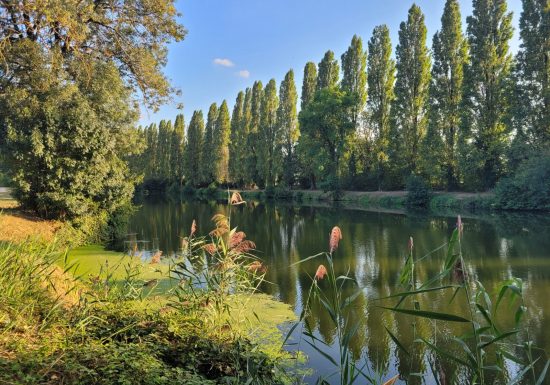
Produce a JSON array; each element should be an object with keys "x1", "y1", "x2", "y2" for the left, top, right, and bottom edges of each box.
[
  {"x1": 494, "y1": 152, "x2": 550, "y2": 210},
  {"x1": 278, "y1": 70, "x2": 299, "y2": 187},
  {"x1": 424, "y1": 0, "x2": 468, "y2": 190},
  {"x1": 316, "y1": 50, "x2": 340, "y2": 91},
  {"x1": 202, "y1": 103, "x2": 219, "y2": 185},
  {"x1": 366, "y1": 25, "x2": 396, "y2": 190},
  {"x1": 390, "y1": 4, "x2": 431, "y2": 181},
  {"x1": 257, "y1": 79, "x2": 280, "y2": 187},
  {"x1": 511, "y1": 0, "x2": 550, "y2": 157},
  {"x1": 460, "y1": 0, "x2": 514, "y2": 190},
  {"x1": 299, "y1": 88, "x2": 357, "y2": 185},
  {"x1": 213, "y1": 101, "x2": 231, "y2": 185},
  {"x1": 301, "y1": 62, "x2": 318, "y2": 110},
  {"x1": 229, "y1": 92, "x2": 246, "y2": 185},
  {"x1": 184, "y1": 111, "x2": 205, "y2": 187},
  {"x1": 1, "y1": 56, "x2": 138, "y2": 219},
  {"x1": 405, "y1": 175, "x2": 432, "y2": 207}
]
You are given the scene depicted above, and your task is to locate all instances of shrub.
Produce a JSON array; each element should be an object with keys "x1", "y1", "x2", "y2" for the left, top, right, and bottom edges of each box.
[
  {"x1": 405, "y1": 175, "x2": 431, "y2": 207},
  {"x1": 494, "y1": 152, "x2": 550, "y2": 211}
]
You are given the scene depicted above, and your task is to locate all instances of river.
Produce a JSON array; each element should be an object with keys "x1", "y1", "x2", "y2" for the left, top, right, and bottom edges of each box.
[{"x1": 127, "y1": 197, "x2": 550, "y2": 384}]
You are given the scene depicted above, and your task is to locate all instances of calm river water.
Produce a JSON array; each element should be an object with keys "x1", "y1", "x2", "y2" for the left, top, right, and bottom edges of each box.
[{"x1": 127, "y1": 198, "x2": 550, "y2": 384}]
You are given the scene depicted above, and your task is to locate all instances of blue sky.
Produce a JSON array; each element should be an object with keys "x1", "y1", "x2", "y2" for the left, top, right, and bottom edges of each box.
[{"x1": 140, "y1": 0, "x2": 523, "y2": 127}]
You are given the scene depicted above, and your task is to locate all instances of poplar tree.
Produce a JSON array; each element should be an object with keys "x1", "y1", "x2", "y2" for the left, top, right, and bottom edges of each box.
[
  {"x1": 341, "y1": 34, "x2": 368, "y2": 127},
  {"x1": 461, "y1": 0, "x2": 513, "y2": 189},
  {"x1": 301, "y1": 62, "x2": 318, "y2": 109},
  {"x1": 424, "y1": 0, "x2": 468, "y2": 189},
  {"x1": 258, "y1": 79, "x2": 280, "y2": 187},
  {"x1": 317, "y1": 50, "x2": 340, "y2": 91},
  {"x1": 278, "y1": 70, "x2": 299, "y2": 186},
  {"x1": 201, "y1": 103, "x2": 218, "y2": 184},
  {"x1": 229, "y1": 91, "x2": 245, "y2": 185},
  {"x1": 213, "y1": 100, "x2": 231, "y2": 184},
  {"x1": 145, "y1": 123, "x2": 159, "y2": 178},
  {"x1": 511, "y1": 0, "x2": 550, "y2": 164},
  {"x1": 241, "y1": 88, "x2": 253, "y2": 185},
  {"x1": 172, "y1": 113, "x2": 185, "y2": 184},
  {"x1": 299, "y1": 62, "x2": 319, "y2": 188},
  {"x1": 184, "y1": 110, "x2": 204, "y2": 186},
  {"x1": 367, "y1": 25, "x2": 396, "y2": 189},
  {"x1": 245, "y1": 81, "x2": 264, "y2": 187},
  {"x1": 390, "y1": 4, "x2": 431, "y2": 182},
  {"x1": 157, "y1": 119, "x2": 173, "y2": 180}
]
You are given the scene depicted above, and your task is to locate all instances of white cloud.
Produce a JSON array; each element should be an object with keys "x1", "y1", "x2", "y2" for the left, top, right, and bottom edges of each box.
[
  {"x1": 213, "y1": 58, "x2": 234, "y2": 67},
  {"x1": 237, "y1": 70, "x2": 250, "y2": 78}
]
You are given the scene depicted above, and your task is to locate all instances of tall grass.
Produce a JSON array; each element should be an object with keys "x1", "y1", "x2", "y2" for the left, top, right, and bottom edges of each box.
[{"x1": 289, "y1": 216, "x2": 549, "y2": 384}]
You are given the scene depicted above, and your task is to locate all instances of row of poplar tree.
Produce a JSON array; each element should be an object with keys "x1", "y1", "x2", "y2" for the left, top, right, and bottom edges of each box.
[{"x1": 135, "y1": 0, "x2": 549, "y2": 192}]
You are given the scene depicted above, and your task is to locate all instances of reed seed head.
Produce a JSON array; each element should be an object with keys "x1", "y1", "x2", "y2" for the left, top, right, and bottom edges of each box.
[
  {"x1": 329, "y1": 226, "x2": 342, "y2": 253},
  {"x1": 315, "y1": 264, "x2": 327, "y2": 280}
]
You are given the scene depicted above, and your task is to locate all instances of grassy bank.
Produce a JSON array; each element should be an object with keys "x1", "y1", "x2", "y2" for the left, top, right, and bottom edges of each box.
[
  {"x1": 235, "y1": 188, "x2": 494, "y2": 211},
  {"x1": 0, "y1": 203, "x2": 297, "y2": 384}
]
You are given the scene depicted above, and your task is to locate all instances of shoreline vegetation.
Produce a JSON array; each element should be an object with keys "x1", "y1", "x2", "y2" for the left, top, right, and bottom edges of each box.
[{"x1": 0, "y1": 198, "x2": 298, "y2": 384}]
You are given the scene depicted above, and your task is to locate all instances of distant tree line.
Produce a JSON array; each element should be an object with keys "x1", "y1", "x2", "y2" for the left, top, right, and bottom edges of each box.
[{"x1": 136, "y1": 0, "x2": 549, "y2": 193}]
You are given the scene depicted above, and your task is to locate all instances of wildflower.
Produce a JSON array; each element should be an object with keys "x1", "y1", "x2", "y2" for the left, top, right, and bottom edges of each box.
[
  {"x1": 329, "y1": 226, "x2": 342, "y2": 253},
  {"x1": 315, "y1": 264, "x2": 328, "y2": 280},
  {"x1": 230, "y1": 191, "x2": 246, "y2": 205},
  {"x1": 408, "y1": 236, "x2": 414, "y2": 253},
  {"x1": 190, "y1": 219, "x2": 197, "y2": 237}
]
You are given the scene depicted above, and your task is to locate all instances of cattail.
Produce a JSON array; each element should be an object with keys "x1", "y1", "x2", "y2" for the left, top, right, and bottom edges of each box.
[
  {"x1": 408, "y1": 237, "x2": 414, "y2": 253},
  {"x1": 457, "y1": 215, "x2": 463, "y2": 239},
  {"x1": 230, "y1": 191, "x2": 246, "y2": 205},
  {"x1": 190, "y1": 219, "x2": 197, "y2": 237},
  {"x1": 150, "y1": 250, "x2": 162, "y2": 264},
  {"x1": 329, "y1": 226, "x2": 342, "y2": 253},
  {"x1": 315, "y1": 264, "x2": 327, "y2": 280}
]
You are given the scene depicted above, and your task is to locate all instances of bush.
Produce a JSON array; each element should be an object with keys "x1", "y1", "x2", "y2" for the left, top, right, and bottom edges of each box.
[
  {"x1": 405, "y1": 175, "x2": 431, "y2": 207},
  {"x1": 181, "y1": 183, "x2": 196, "y2": 196},
  {"x1": 494, "y1": 153, "x2": 550, "y2": 211}
]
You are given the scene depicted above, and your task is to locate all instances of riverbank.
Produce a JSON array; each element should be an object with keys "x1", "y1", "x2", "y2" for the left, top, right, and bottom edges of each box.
[
  {"x1": 192, "y1": 187, "x2": 495, "y2": 211},
  {"x1": 0, "y1": 201, "x2": 296, "y2": 384}
]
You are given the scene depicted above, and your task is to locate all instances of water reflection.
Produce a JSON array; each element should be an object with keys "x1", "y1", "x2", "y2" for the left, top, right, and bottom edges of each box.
[{"x1": 128, "y1": 198, "x2": 550, "y2": 384}]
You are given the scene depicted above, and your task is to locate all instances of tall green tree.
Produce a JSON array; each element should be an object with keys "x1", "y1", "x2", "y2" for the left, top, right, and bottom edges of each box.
[
  {"x1": 258, "y1": 79, "x2": 280, "y2": 187},
  {"x1": 341, "y1": 34, "x2": 368, "y2": 127},
  {"x1": 201, "y1": 103, "x2": 218, "y2": 184},
  {"x1": 157, "y1": 119, "x2": 173, "y2": 180},
  {"x1": 510, "y1": 0, "x2": 550, "y2": 165},
  {"x1": 229, "y1": 91, "x2": 245, "y2": 185},
  {"x1": 240, "y1": 88, "x2": 253, "y2": 185},
  {"x1": 213, "y1": 100, "x2": 231, "y2": 184},
  {"x1": 366, "y1": 25, "x2": 396, "y2": 189},
  {"x1": 390, "y1": 4, "x2": 431, "y2": 183},
  {"x1": 461, "y1": 0, "x2": 514, "y2": 189},
  {"x1": 299, "y1": 88, "x2": 357, "y2": 184},
  {"x1": 184, "y1": 110, "x2": 204, "y2": 186},
  {"x1": 245, "y1": 81, "x2": 264, "y2": 187},
  {"x1": 341, "y1": 35, "x2": 368, "y2": 181},
  {"x1": 145, "y1": 123, "x2": 159, "y2": 178},
  {"x1": 298, "y1": 62, "x2": 319, "y2": 188},
  {"x1": 424, "y1": 0, "x2": 468, "y2": 189},
  {"x1": 171, "y1": 113, "x2": 185, "y2": 184},
  {"x1": 316, "y1": 50, "x2": 340, "y2": 91},
  {"x1": 278, "y1": 70, "x2": 299, "y2": 186},
  {"x1": 0, "y1": 1, "x2": 184, "y2": 218},
  {"x1": 301, "y1": 62, "x2": 318, "y2": 110}
]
